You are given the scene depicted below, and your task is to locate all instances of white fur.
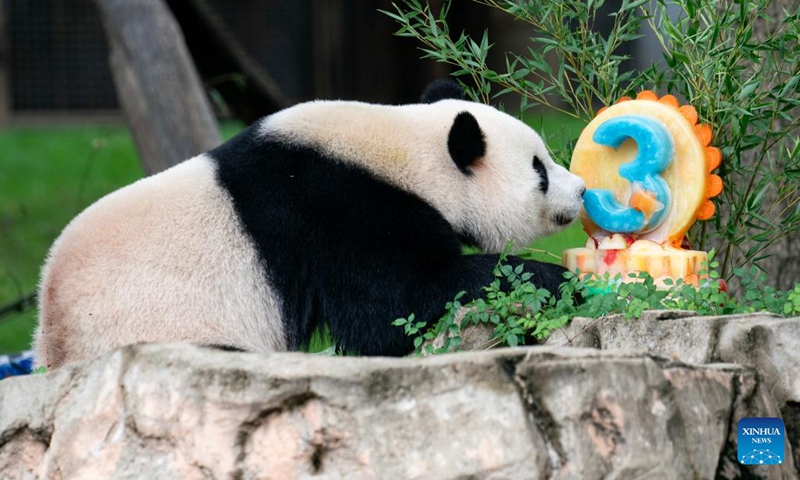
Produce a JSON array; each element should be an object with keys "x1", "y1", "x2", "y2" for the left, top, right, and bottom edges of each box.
[
  {"x1": 262, "y1": 99, "x2": 585, "y2": 252},
  {"x1": 35, "y1": 155, "x2": 285, "y2": 368}
]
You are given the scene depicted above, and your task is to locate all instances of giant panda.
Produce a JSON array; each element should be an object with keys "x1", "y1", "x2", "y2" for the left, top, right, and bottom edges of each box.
[{"x1": 34, "y1": 81, "x2": 585, "y2": 369}]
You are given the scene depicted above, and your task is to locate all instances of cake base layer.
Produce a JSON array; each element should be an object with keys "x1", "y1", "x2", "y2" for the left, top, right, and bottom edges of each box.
[{"x1": 563, "y1": 238, "x2": 708, "y2": 286}]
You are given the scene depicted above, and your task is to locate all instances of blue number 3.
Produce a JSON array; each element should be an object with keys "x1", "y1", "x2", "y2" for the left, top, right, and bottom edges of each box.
[{"x1": 583, "y1": 115, "x2": 673, "y2": 233}]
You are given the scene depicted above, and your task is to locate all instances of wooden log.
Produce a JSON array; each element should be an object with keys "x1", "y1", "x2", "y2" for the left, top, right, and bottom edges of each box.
[{"x1": 93, "y1": 0, "x2": 221, "y2": 175}]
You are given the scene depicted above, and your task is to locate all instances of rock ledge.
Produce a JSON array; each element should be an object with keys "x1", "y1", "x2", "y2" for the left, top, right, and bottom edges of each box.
[{"x1": 1, "y1": 341, "x2": 797, "y2": 479}]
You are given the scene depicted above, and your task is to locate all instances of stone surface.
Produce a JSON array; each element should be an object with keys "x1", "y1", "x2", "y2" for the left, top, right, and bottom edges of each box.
[
  {"x1": 1, "y1": 343, "x2": 796, "y2": 479},
  {"x1": 546, "y1": 311, "x2": 800, "y2": 473}
]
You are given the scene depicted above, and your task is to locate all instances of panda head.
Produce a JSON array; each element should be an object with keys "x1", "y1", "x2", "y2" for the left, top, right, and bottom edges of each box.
[{"x1": 416, "y1": 80, "x2": 586, "y2": 253}]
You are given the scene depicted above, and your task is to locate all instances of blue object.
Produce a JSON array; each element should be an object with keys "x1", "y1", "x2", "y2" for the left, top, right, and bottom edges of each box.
[
  {"x1": 738, "y1": 417, "x2": 785, "y2": 465},
  {"x1": 583, "y1": 115, "x2": 674, "y2": 233},
  {"x1": 0, "y1": 350, "x2": 35, "y2": 380}
]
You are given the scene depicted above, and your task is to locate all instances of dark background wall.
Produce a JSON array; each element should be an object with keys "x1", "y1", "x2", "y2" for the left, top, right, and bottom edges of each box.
[
  {"x1": 0, "y1": 0, "x2": 459, "y2": 122},
  {"x1": 0, "y1": 0, "x2": 655, "y2": 122}
]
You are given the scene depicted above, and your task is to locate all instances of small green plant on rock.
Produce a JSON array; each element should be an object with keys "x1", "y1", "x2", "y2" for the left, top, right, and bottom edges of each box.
[{"x1": 395, "y1": 251, "x2": 800, "y2": 355}]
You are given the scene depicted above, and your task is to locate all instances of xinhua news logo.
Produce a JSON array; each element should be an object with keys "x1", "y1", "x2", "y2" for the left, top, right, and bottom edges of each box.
[{"x1": 738, "y1": 417, "x2": 785, "y2": 465}]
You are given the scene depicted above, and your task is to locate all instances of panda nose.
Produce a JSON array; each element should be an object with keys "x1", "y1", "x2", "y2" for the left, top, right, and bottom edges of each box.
[{"x1": 578, "y1": 186, "x2": 587, "y2": 198}]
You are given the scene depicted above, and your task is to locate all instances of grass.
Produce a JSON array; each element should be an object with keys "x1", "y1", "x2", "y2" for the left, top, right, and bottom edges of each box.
[
  {"x1": 0, "y1": 113, "x2": 587, "y2": 355},
  {"x1": 0, "y1": 126, "x2": 143, "y2": 354}
]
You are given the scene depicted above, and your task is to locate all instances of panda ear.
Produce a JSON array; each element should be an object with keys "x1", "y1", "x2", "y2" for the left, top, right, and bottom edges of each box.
[
  {"x1": 448, "y1": 111, "x2": 485, "y2": 175},
  {"x1": 420, "y1": 79, "x2": 466, "y2": 104}
]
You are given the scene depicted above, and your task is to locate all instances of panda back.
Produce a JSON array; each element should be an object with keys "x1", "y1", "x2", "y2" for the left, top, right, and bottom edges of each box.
[{"x1": 35, "y1": 156, "x2": 286, "y2": 368}]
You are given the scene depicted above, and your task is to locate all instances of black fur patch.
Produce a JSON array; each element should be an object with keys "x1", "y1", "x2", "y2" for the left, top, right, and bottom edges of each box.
[
  {"x1": 533, "y1": 155, "x2": 549, "y2": 194},
  {"x1": 205, "y1": 344, "x2": 248, "y2": 352},
  {"x1": 420, "y1": 79, "x2": 466, "y2": 103},
  {"x1": 211, "y1": 123, "x2": 568, "y2": 356},
  {"x1": 448, "y1": 111, "x2": 486, "y2": 175}
]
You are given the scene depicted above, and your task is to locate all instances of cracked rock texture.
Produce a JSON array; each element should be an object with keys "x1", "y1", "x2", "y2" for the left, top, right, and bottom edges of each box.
[
  {"x1": 546, "y1": 311, "x2": 800, "y2": 475},
  {"x1": 1, "y1": 343, "x2": 797, "y2": 479}
]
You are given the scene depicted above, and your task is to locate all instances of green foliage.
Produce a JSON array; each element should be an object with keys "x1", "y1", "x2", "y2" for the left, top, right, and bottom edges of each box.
[
  {"x1": 648, "y1": 0, "x2": 800, "y2": 279},
  {"x1": 385, "y1": 0, "x2": 800, "y2": 280},
  {"x1": 382, "y1": 0, "x2": 651, "y2": 161},
  {"x1": 396, "y1": 251, "x2": 800, "y2": 355},
  {"x1": 304, "y1": 323, "x2": 336, "y2": 353}
]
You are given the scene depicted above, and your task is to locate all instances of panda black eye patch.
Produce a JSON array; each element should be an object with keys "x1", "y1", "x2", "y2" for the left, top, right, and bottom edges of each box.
[{"x1": 533, "y1": 156, "x2": 549, "y2": 194}]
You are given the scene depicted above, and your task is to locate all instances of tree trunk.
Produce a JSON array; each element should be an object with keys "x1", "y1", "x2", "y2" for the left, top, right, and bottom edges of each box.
[
  {"x1": 93, "y1": 0, "x2": 221, "y2": 175},
  {"x1": 164, "y1": 0, "x2": 291, "y2": 125}
]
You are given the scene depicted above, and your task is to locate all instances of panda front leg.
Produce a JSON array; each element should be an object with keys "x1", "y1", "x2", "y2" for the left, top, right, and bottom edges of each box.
[
  {"x1": 417, "y1": 254, "x2": 571, "y2": 352},
  {"x1": 454, "y1": 254, "x2": 570, "y2": 301},
  {"x1": 322, "y1": 254, "x2": 569, "y2": 357}
]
